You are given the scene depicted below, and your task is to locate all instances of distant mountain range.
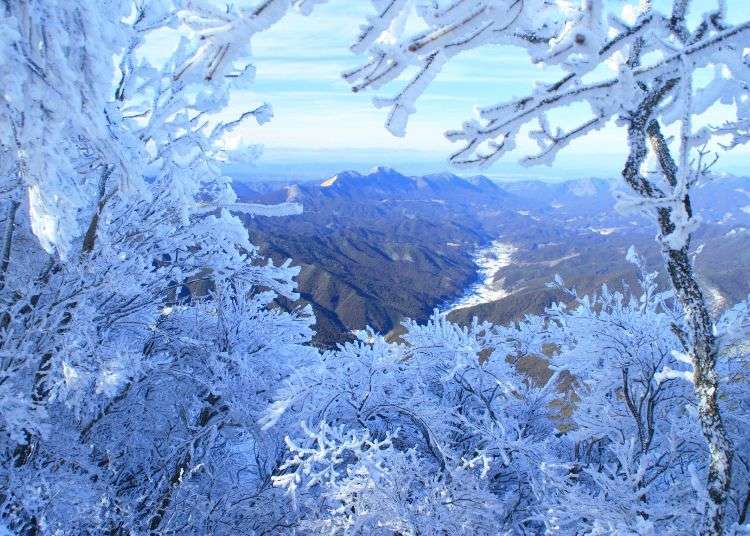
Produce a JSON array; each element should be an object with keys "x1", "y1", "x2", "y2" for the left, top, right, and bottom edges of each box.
[{"x1": 236, "y1": 167, "x2": 750, "y2": 347}]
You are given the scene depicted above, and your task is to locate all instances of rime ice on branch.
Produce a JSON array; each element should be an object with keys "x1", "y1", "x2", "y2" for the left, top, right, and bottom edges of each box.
[
  {"x1": 312, "y1": 1, "x2": 750, "y2": 534},
  {"x1": 0, "y1": 1, "x2": 314, "y2": 534}
]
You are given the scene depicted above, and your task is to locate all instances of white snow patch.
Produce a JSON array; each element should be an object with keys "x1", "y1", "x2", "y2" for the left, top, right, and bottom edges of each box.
[
  {"x1": 569, "y1": 178, "x2": 597, "y2": 197},
  {"x1": 285, "y1": 184, "x2": 302, "y2": 201},
  {"x1": 542, "y1": 252, "x2": 580, "y2": 267},
  {"x1": 718, "y1": 212, "x2": 733, "y2": 224},
  {"x1": 386, "y1": 246, "x2": 414, "y2": 262},
  {"x1": 448, "y1": 241, "x2": 517, "y2": 312},
  {"x1": 589, "y1": 227, "x2": 618, "y2": 236},
  {"x1": 706, "y1": 286, "x2": 726, "y2": 313},
  {"x1": 28, "y1": 184, "x2": 59, "y2": 255},
  {"x1": 62, "y1": 362, "x2": 79, "y2": 386}
]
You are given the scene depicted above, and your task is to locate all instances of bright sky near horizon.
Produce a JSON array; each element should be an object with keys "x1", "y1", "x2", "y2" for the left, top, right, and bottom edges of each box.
[{"x1": 219, "y1": 0, "x2": 749, "y2": 181}]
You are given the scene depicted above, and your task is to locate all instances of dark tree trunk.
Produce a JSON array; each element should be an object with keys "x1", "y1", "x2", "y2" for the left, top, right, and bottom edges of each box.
[{"x1": 621, "y1": 97, "x2": 734, "y2": 535}]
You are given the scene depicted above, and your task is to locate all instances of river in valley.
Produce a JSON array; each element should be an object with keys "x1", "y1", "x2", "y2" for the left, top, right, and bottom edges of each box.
[{"x1": 443, "y1": 240, "x2": 517, "y2": 313}]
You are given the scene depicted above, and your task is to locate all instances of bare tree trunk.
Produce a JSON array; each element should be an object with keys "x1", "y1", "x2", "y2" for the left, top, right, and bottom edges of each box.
[
  {"x1": 81, "y1": 165, "x2": 113, "y2": 255},
  {"x1": 663, "y1": 247, "x2": 734, "y2": 535},
  {"x1": 147, "y1": 392, "x2": 226, "y2": 534},
  {"x1": 0, "y1": 198, "x2": 19, "y2": 291},
  {"x1": 622, "y1": 92, "x2": 734, "y2": 534},
  {"x1": 647, "y1": 121, "x2": 734, "y2": 536}
]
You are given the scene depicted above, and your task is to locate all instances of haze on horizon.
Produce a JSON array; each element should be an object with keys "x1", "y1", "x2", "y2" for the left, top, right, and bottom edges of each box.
[{"x1": 219, "y1": 0, "x2": 750, "y2": 182}]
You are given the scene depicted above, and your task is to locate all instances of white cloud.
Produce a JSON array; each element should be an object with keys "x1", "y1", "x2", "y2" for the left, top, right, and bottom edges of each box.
[{"x1": 209, "y1": 0, "x2": 750, "y2": 178}]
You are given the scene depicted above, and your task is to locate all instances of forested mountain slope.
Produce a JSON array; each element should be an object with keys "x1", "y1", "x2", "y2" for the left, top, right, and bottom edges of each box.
[
  {"x1": 238, "y1": 170, "x2": 750, "y2": 346},
  {"x1": 238, "y1": 167, "x2": 512, "y2": 345}
]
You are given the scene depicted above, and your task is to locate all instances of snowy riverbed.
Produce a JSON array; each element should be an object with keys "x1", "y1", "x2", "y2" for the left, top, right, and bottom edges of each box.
[{"x1": 445, "y1": 241, "x2": 517, "y2": 312}]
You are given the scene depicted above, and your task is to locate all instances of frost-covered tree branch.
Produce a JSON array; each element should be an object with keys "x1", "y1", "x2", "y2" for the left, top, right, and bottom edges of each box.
[
  {"x1": 322, "y1": 1, "x2": 750, "y2": 533},
  {"x1": 2, "y1": 1, "x2": 749, "y2": 534},
  {"x1": 0, "y1": 1, "x2": 316, "y2": 533}
]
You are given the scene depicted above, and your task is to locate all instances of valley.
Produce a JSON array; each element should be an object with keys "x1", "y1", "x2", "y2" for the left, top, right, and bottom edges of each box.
[
  {"x1": 443, "y1": 241, "x2": 517, "y2": 312},
  {"x1": 236, "y1": 168, "x2": 750, "y2": 347}
]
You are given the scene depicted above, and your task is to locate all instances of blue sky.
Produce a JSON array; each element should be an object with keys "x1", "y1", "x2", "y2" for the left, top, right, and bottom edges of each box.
[{"x1": 222, "y1": 0, "x2": 749, "y2": 182}]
